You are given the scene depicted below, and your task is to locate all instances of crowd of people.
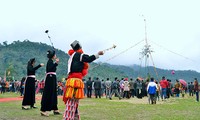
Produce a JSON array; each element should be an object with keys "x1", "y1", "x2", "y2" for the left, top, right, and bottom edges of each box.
[
  {"x1": 0, "y1": 40, "x2": 199, "y2": 120},
  {"x1": 82, "y1": 76, "x2": 199, "y2": 102},
  {"x1": 0, "y1": 78, "x2": 64, "y2": 96},
  {"x1": 1, "y1": 76, "x2": 199, "y2": 103}
]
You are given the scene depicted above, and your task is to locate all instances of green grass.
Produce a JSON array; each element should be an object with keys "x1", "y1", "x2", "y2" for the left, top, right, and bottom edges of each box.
[
  {"x1": 0, "y1": 93, "x2": 200, "y2": 120},
  {"x1": 0, "y1": 92, "x2": 20, "y2": 98}
]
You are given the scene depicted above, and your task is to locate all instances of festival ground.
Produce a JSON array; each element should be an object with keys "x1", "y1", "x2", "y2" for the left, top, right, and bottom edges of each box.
[{"x1": 0, "y1": 93, "x2": 200, "y2": 120}]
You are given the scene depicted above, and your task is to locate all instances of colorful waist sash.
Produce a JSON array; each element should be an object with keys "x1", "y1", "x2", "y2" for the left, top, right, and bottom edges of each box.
[{"x1": 64, "y1": 78, "x2": 84, "y2": 99}]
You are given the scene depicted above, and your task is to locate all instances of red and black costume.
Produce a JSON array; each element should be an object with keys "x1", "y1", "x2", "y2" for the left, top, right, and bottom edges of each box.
[{"x1": 63, "y1": 40, "x2": 99, "y2": 120}]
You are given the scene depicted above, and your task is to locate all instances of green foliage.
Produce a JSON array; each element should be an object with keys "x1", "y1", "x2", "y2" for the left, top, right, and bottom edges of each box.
[
  {"x1": 0, "y1": 40, "x2": 200, "y2": 83},
  {"x1": 0, "y1": 40, "x2": 69, "y2": 80}
]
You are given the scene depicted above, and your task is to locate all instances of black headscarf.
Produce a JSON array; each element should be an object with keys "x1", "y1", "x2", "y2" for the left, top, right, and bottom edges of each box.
[
  {"x1": 28, "y1": 58, "x2": 35, "y2": 65},
  {"x1": 47, "y1": 50, "x2": 55, "y2": 58}
]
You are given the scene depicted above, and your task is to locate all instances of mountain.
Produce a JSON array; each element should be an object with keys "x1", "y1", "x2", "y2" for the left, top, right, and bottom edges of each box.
[
  {"x1": 0, "y1": 40, "x2": 68, "y2": 80},
  {"x1": 0, "y1": 40, "x2": 200, "y2": 83},
  {"x1": 110, "y1": 64, "x2": 200, "y2": 82},
  {"x1": 0, "y1": 40, "x2": 125, "y2": 81}
]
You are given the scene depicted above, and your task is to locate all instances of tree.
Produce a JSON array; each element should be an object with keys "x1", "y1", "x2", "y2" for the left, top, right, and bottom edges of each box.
[
  {"x1": 3, "y1": 41, "x2": 8, "y2": 46},
  {"x1": 6, "y1": 64, "x2": 15, "y2": 81}
]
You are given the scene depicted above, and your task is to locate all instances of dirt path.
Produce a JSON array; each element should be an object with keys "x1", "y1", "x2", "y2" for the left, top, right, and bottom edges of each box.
[
  {"x1": 0, "y1": 97, "x2": 23, "y2": 102},
  {"x1": 0, "y1": 95, "x2": 63, "y2": 102},
  {"x1": 0, "y1": 96, "x2": 42, "y2": 102}
]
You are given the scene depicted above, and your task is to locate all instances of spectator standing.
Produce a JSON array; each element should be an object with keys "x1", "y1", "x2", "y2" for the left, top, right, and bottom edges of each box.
[
  {"x1": 194, "y1": 78, "x2": 199, "y2": 102},
  {"x1": 109, "y1": 77, "x2": 121, "y2": 100},
  {"x1": 39, "y1": 80, "x2": 45, "y2": 95},
  {"x1": 123, "y1": 78, "x2": 130, "y2": 99},
  {"x1": 119, "y1": 78, "x2": 124, "y2": 97},
  {"x1": 86, "y1": 77, "x2": 93, "y2": 98},
  {"x1": 188, "y1": 82, "x2": 194, "y2": 96},
  {"x1": 105, "y1": 78, "x2": 112, "y2": 98},
  {"x1": 136, "y1": 79, "x2": 142, "y2": 98},
  {"x1": 174, "y1": 80, "x2": 180, "y2": 97},
  {"x1": 155, "y1": 81, "x2": 160, "y2": 101},
  {"x1": 147, "y1": 78, "x2": 157, "y2": 104},
  {"x1": 94, "y1": 77, "x2": 101, "y2": 98},
  {"x1": 101, "y1": 79, "x2": 105, "y2": 97},
  {"x1": 20, "y1": 77, "x2": 26, "y2": 96},
  {"x1": 159, "y1": 76, "x2": 168, "y2": 100},
  {"x1": 1, "y1": 81, "x2": 6, "y2": 94},
  {"x1": 129, "y1": 78, "x2": 135, "y2": 98},
  {"x1": 83, "y1": 79, "x2": 87, "y2": 96}
]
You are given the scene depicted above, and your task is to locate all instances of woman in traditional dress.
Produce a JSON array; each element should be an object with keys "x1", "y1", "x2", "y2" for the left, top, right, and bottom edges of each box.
[
  {"x1": 63, "y1": 40, "x2": 104, "y2": 120},
  {"x1": 40, "y1": 50, "x2": 60, "y2": 116},
  {"x1": 22, "y1": 58, "x2": 44, "y2": 110}
]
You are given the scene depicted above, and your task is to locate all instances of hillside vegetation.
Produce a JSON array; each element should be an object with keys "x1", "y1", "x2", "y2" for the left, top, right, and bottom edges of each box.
[{"x1": 0, "y1": 40, "x2": 200, "y2": 82}]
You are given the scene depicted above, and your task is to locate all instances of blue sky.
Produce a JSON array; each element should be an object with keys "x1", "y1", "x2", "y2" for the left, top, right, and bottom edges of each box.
[{"x1": 0, "y1": 0, "x2": 200, "y2": 72}]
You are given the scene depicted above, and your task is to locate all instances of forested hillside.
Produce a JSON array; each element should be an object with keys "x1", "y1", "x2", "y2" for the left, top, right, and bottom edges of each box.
[
  {"x1": 0, "y1": 40, "x2": 200, "y2": 82},
  {"x1": 0, "y1": 40, "x2": 125, "y2": 81},
  {"x1": 109, "y1": 64, "x2": 200, "y2": 82}
]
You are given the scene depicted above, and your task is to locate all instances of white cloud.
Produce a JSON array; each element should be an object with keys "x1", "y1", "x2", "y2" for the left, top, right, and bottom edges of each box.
[{"x1": 0, "y1": 0, "x2": 200, "y2": 72}]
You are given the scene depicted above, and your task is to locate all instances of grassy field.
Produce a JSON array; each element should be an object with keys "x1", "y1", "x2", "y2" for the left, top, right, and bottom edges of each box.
[{"x1": 0, "y1": 93, "x2": 200, "y2": 120}]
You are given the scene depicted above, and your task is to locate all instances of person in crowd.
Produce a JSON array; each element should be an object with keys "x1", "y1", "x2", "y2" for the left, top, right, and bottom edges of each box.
[
  {"x1": 63, "y1": 40, "x2": 104, "y2": 120},
  {"x1": 123, "y1": 78, "x2": 130, "y2": 99},
  {"x1": 147, "y1": 78, "x2": 157, "y2": 104},
  {"x1": 5, "y1": 81, "x2": 10, "y2": 92},
  {"x1": 109, "y1": 77, "x2": 122, "y2": 100},
  {"x1": 14, "y1": 80, "x2": 19, "y2": 93},
  {"x1": 159, "y1": 76, "x2": 168, "y2": 100},
  {"x1": 133, "y1": 79, "x2": 137, "y2": 97},
  {"x1": 105, "y1": 78, "x2": 112, "y2": 98},
  {"x1": 136, "y1": 78, "x2": 142, "y2": 98},
  {"x1": 169, "y1": 79, "x2": 173, "y2": 97},
  {"x1": 92, "y1": 80, "x2": 95, "y2": 97},
  {"x1": 86, "y1": 77, "x2": 93, "y2": 98},
  {"x1": 40, "y1": 50, "x2": 60, "y2": 116},
  {"x1": 174, "y1": 80, "x2": 180, "y2": 97},
  {"x1": 129, "y1": 78, "x2": 135, "y2": 98},
  {"x1": 155, "y1": 81, "x2": 160, "y2": 101},
  {"x1": 39, "y1": 79, "x2": 45, "y2": 95},
  {"x1": 101, "y1": 79, "x2": 105, "y2": 97},
  {"x1": 166, "y1": 79, "x2": 170, "y2": 98},
  {"x1": 20, "y1": 77, "x2": 26, "y2": 96},
  {"x1": 83, "y1": 79, "x2": 87, "y2": 96},
  {"x1": 188, "y1": 82, "x2": 194, "y2": 96},
  {"x1": 94, "y1": 77, "x2": 101, "y2": 98},
  {"x1": 144, "y1": 79, "x2": 149, "y2": 97},
  {"x1": 22, "y1": 58, "x2": 44, "y2": 110},
  {"x1": 57, "y1": 81, "x2": 64, "y2": 96},
  {"x1": 10, "y1": 80, "x2": 15, "y2": 92},
  {"x1": 119, "y1": 78, "x2": 124, "y2": 97},
  {"x1": 179, "y1": 83, "x2": 186, "y2": 98},
  {"x1": 1, "y1": 80, "x2": 6, "y2": 94},
  {"x1": 194, "y1": 78, "x2": 199, "y2": 102},
  {"x1": 35, "y1": 80, "x2": 40, "y2": 94}
]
